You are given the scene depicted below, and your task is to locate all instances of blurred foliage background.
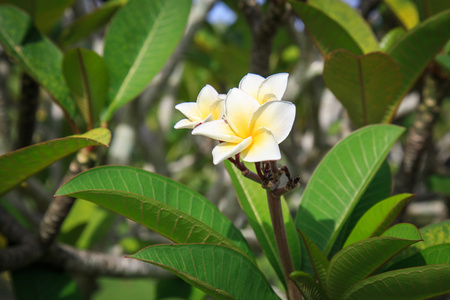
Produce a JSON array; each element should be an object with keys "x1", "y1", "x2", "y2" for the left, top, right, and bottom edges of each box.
[{"x1": 0, "y1": 0, "x2": 449, "y2": 299}]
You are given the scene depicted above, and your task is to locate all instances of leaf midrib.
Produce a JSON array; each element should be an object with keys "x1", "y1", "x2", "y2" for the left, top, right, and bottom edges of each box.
[{"x1": 110, "y1": 0, "x2": 167, "y2": 108}]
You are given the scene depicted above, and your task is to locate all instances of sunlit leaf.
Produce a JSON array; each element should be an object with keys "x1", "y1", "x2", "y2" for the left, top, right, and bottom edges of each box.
[
  {"x1": 0, "y1": 5, "x2": 77, "y2": 126},
  {"x1": 383, "y1": 9, "x2": 450, "y2": 123},
  {"x1": 343, "y1": 194, "x2": 414, "y2": 247},
  {"x1": 379, "y1": 27, "x2": 406, "y2": 52},
  {"x1": 323, "y1": 50, "x2": 402, "y2": 128},
  {"x1": 225, "y1": 161, "x2": 301, "y2": 285},
  {"x1": 290, "y1": 271, "x2": 326, "y2": 300},
  {"x1": 0, "y1": 128, "x2": 111, "y2": 196},
  {"x1": 63, "y1": 48, "x2": 108, "y2": 129},
  {"x1": 58, "y1": 0, "x2": 128, "y2": 48},
  {"x1": 55, "y1": 166, "x2": 254, "y2": 261},
  {"x1": 295, "y1": 125, "x2": 405, "y2": 260},
  {"x1": 290, "y1": 0, "x2": 378, "y2": 55},
  {"x1": 327, "y1": 227, "x2": 422, "y2": 300},
  {"x1": 102, "y1": 0, "x2": 191, "y2": 122},
  {"x1": 129, "y1": 244, "x2": 279, "y2": 300},
  {"x1": 384, "y1": 0, "x2": 419, "y2": 29},
  {"x1": 343, "y1": 264, "x2": 450, "y2": 299},
  {"x1": 385, "y1": 243, "x2": 450, "y2": 271}
]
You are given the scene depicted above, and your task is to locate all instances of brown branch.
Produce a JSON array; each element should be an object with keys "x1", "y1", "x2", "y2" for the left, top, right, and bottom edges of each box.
[
  {"x1": 395, "y1": 72, "x2": 448, "y2": 194},
  {"x1": 39, "y1": 148, "x2": 93, "y2": 246},
  {"x1": 239, "y1": 0, "x2": 288, "y2": 76},
  {"x1": 15, "y1": 72, "x2": 40, "y2": 149},
  {"x1": 0, "y1": 203, "x2": 170, "y2": 278}
]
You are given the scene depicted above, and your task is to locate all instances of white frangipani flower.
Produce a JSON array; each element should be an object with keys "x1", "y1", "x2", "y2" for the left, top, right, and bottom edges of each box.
[
  {"x1": 239, "y1": 73, "x2": 289, "y2": 105},
  {"x1": 192, "y1": 88, "x2": 295, "y2": 165},
  {"x1": 174, "y1": 85, "x2": 225, "y2": 129}
]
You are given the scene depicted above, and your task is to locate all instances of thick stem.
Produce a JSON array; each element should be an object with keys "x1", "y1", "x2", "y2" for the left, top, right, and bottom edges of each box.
[{"x1": 267, "y1": 191, "x2": 302, "y2": 300}]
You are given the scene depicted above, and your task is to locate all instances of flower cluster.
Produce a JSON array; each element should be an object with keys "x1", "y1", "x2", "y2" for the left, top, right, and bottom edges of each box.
[{"x1": 174, "y1": 73, "x2": 295, "y2": 165}]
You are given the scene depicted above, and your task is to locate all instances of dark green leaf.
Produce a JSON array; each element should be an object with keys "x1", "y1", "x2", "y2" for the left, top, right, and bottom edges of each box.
[
  {"x1": 102, "y1": 0, "x2": 191, "y2": 122},
  {"x1": 0, "y1": 5, "x2": 77, "y2": 125},
  {"x1": 290, "y1": 0, "x2": 378, "y2": 55},
  {"x1": 290, "y1": 271, "x2": 327, "y2": 300},
  {"x1": 63, "y1": 48, "x2": 108, "y2": 129},
  {"x1": 295, "y1": 125, "x2": 405, "y2": 259},
  {"x1": 343, "y1": 194, "x2": 414, "y2": 247},
  {"x1": 128, "y1": 244, "x2": 280, "y2": 300},
  {"x1": 384, "y1": 9, "x2": 450, "y2": 123},
  {"x1": 427, "y1": 175, "x2": 450, "y2": 196},
  {"x1": 55, "y1": 166, "x2": 254, "y2": 261},
  {"x1": 298, "y1": 230, "x2": 329, "y2": 290},
  {"x1": 343, "y1": 264, "x2": 450, "y2": 299},
  {"x1": 225, "y1": 161, "x2": 301, "y2": 285},
  {"x1": 0, "y1": 128, "x2": 111, "y2": 196},
  {"x1": 323, "y1": 50, "x2": 402, "y2": 128},
  {"x1": 386, "y1": 243, "x2": 450, "y2": 271},
  {"x1": 327, "y1": 227, "x2": 422, "y2": 300},
  {"x1": 0, "y1": 0, "x2": 75, "y2": 32},
  {"x1": 58, "y1": 0, "x2": 127, "y2": 48},
  {"x1": 12, "y1": 267, "x2": 82, "y2": 300}
]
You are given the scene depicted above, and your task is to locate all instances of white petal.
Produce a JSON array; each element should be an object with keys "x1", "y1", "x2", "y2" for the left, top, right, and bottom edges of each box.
[
  {"x1": 174, "y1": 118, "x2": 200, "y2": 129},
  {"x1": 240, "y1": 127, "x2": 281, "y2": 162},
  {"x1": 209, "y1": 97, "x2": 225, "y2": 120},
  {"x1": 197, "y1": 84, "x2": 219, "y2": 119},
  {"x1": 258, "y1": 73, "x2": 289, "y2": 103},
  {"x1": 249, "y1": 101, "x2": 296, "y2": 143},
  {"x1": 192, "y1": 120, "x2": 243, "y2": 143},
  {"x1": 175, "y1": 102, "x2": 201, "y2": 121},
  {"x1": 225, "y1": 88, "x2": 260, "y2": 138},
  {"x1": 212, "y1": 137, "x2": 252, "y2": 165},
  {"x1": 239, "y1": 73, "x2": 265, "y2": 100}
]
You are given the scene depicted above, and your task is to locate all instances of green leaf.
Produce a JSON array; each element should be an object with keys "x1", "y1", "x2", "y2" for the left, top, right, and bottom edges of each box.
[
  {"x1": 60, "y1": 200, "x2": 116, "y2": 249},
  {"x1": 295, "y1": 124, "x2": 405, "y2": 258},
  {"x1": 0, "y1": 5, "x2": 77, "y2": 125},
  {"x1": 63, "y1": 48, "x2": 108, "y2": 129},
  {"x1": 379, "y1": 27, "x2": 406, "y2": 52},
  {"x1": 225, "y1": 161, "x2": 302, "y2": 285},
  {"x1": 384, "y1": 9, "x2": 450, "y2": 123},
  {"x1": 0, "y1": 128, "x2": 111, "y2": 196},
  {"x1": 327, "y1": 228, "x2": 422, "y2": 300},
  {"x1": 382, "y1": 222, "x2": 423, "y2": 240},
  {"x1": 102, "y1": 0, "x2": 191, "y2": 122},
  {"x1": 329, "y1": 160, "x2": 392, "y2": 256},
  {"x1": 384, "y1": 0, "x2": 419, "y2": 29},
  {"x1": 55, "y1": 166, "x2": 254, "y2": 261},
  {"x1": 298, "y1": 230, "x2": 329, "y2": 290},
  {"x1": 323, "y1": 50, "x2": 402, "y2": 128},
  {"x1": 58, "y1": 0, "x2": 128, "y2": 48},
  {"x1": 290, "y1": 271, "x2": 327, "y2": 300},
  {"x1": 343, "y1": 194, "x2": 414, "y2": 247},
  {"x1": 415, "y1": 0, "x2": 450, "y2": 19},
  {"x1": 290, "y1": 0, "x2": 378, "y2": 55},
  {"x1": 0, "y1": 0, "x2": 75, "y2": 32},
  {"x1": 436, "y1": 54, "x2": 450, "y2": 75},
  {"x1": 12, "y1": 267, "x2": 82, "y2": 300},
  {"x1": 381, "y1": 220, "x2": 450, "y2": 270},
  {"x1": 342, "y1": 264, "x2": 450, "y2": 299},
  {"x1": 128, "y1": 244, "x2": 280, "y2": 300},
  {"x1": 428, "y1": 175, "x2": 450, "y2": 196},
  {"x1": 386, "y1": 243, "x2": 450, "y2": 271}
]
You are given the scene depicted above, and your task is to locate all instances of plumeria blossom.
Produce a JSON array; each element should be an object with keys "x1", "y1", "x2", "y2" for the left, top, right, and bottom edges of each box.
[
  {"x1": 192, "y1": 88, "x2": 295, "y2": 164},
  {"x1": 239, "y1": 73, "x2": 289, "y2": 105},
  {"x1": 174, "y1": 84, "x2": 225, "y2": 129}
]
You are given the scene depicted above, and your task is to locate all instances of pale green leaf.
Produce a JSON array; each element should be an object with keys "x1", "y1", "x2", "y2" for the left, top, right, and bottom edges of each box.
[{"x1": 0, "y1": 128, "x2": 111, "y2": 196}]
